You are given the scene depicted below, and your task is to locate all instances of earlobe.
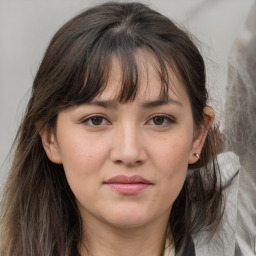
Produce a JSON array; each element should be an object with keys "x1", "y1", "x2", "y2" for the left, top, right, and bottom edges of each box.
[
  {"x1": 188, "y1": 107, "x2": 215, "y2": 164},
  {"x1": 39, "y1": 126, "x2": 62, "y2": 164}
]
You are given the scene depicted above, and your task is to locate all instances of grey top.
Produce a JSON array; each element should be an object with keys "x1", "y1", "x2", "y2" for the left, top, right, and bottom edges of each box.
[
  {"x1": 225, "y1": 1, "x2": 256, "y2": 255},
  {"x1": 194, "y1": 152, "x2": 240, "y2": 256},
  {"x1": 164, "y1": 151, "x2": 240, "y2": 256}
]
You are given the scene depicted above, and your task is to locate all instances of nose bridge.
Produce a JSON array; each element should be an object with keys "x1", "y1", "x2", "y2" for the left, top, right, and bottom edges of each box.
[
  {"x1": 121, "y1": 120, "x2": 138, "y2": 147},
  {"x1": 111, "y1": 120, "x2": 146, "y2": 166}
]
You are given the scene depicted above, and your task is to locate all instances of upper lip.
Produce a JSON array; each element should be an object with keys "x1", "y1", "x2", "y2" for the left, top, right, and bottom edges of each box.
[{"x1": 104, "y1": 175, "x2": 152, "y2": 184}]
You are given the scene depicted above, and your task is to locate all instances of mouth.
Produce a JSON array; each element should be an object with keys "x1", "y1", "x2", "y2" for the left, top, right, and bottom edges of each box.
[{"x1": 104, "y1": 175, "x2": 153, "y2": 195}]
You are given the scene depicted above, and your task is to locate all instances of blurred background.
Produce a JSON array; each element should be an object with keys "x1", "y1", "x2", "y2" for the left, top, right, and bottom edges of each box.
[{"x1": 0, "y1": 0, "x2": 254, "y2": 186}]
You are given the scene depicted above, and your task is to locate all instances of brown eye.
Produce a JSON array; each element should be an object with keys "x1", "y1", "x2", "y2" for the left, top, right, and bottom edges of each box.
[
  {"x1": 153, "y1": 116, "x2": 165, "y2": 125},
  {"x1": 147, "y1": 115, "x2": 175, "y2": 127},
  {"x1": 82, "y1": 115, "x2": 110, "y2": 126},
  {"x1": 91, "y1": 116, "x2": 104, "y2": 125}
]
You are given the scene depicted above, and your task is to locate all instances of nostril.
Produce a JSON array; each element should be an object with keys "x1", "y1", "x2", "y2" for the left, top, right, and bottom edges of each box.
[
  {"x1": 110, "y1": 134, "x2": 147, "y2": 167},
  {"x1": 114, "y1": 159, "x2": 143, "y2": 168},
  {"x1": 115, "y1": 160, "x2": 123, "y2": 165}
]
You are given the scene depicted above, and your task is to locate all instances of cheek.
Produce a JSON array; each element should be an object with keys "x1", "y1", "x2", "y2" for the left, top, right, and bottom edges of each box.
[
  {"x1": 149, "y1": 133, "x2": 192, "y2": 203},
  {"x1": 58, "y1": 129, "x2": 108, "y2": 166},
  {"x1": 56, "y1": 132, "x2": 111, "y2": 191},
  {"x1": 58, "y1": 138, "x2": 110, "y2": 211},
  {"x1": 152, "y1": 132, "x2": 193, "y2": 167}
]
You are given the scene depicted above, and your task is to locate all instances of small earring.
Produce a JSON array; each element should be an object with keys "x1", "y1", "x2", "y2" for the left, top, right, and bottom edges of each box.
[{"x1": 194, "y1": 153, "x2": 200, "y2": 159}]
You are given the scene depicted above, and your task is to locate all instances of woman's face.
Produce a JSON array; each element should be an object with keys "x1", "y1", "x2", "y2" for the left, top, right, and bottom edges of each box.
[{"x1": 42, "y1": 55, "x2": 209, "y2": 230}]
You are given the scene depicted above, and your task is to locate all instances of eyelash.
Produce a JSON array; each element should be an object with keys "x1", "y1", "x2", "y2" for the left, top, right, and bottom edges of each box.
[
  {"x1": 147, "y1": 114, "x2": 175, "y2": 127},
  {"x1": 81, "y1": 114, "x2": 175, "y2": 127},
  {"x1": 82, "y1": 115, "x2": 110, "y2": 126}
]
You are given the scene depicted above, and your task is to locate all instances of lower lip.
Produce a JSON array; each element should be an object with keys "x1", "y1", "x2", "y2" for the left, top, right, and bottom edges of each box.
[{"x1": 106, "y1": 183, "x2": 151, "y2": 195}]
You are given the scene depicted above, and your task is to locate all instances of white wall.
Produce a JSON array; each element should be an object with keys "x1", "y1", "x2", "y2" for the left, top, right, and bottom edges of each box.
[{"x1": 0, "y1": 0, "x2": 254, "y2": 185}]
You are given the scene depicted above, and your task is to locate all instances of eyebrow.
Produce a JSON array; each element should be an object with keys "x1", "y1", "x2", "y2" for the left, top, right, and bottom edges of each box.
[
  {"x1": 86, "y1": 100, "x2": 118, "y2": 108},
  {"x1": 142, "y1": 99, "x2": 182, "y2": 108},
  {"x1": 86, "y1": 98, "x2": 182, "y2": 109}
]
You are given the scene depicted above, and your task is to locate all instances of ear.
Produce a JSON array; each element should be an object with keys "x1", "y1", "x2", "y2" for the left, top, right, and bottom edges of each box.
[
  {"x1": 39, "y1": 125, "x2": 62, "y2": 164},
  {"x1": 188, "y1": 106, "x2": 215, "y2": 164}
]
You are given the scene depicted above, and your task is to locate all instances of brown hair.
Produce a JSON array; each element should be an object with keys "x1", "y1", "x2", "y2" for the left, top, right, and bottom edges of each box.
[{"x1": 0, "y1": 2, "x2": 223, "y2": 256}]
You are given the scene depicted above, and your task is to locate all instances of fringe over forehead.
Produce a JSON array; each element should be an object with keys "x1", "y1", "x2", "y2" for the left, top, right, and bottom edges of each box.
[{"x1": 32, "y1": 2, "x2": 207, "y2": 126}]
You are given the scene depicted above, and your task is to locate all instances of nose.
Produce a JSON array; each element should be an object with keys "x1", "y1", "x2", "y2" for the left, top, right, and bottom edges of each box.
[{"x1": 110, "y1": 123, "x2": 147, "y2": 167}]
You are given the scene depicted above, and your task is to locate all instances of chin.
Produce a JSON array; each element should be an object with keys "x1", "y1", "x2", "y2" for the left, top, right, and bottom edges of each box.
[
  {"x1": 101, "y1": 207, "x2": 153, "y2": 229},
  {"x1": 107, "y1": 217, "x2": 150, "y2": 229}
]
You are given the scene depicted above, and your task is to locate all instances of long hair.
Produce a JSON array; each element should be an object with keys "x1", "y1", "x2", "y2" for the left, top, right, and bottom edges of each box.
[{"x1": 0, "y1": 2, "x2": 223, "y2": 256}]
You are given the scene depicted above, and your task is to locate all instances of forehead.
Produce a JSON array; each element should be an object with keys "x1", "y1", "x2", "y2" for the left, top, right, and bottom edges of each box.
[{"x1": 96, "y1": 51, "x2": 190, "y2": 104}]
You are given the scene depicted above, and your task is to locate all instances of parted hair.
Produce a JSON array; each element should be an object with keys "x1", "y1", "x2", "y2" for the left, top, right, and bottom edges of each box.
[{"x1": 0, "y1": 2, "x2": 223, "y2": 256}]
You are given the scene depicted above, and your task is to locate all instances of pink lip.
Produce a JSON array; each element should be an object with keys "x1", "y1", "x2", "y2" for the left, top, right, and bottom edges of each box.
[{"x1": 104, "y1": 175, "x2": 153, "y2": 195}]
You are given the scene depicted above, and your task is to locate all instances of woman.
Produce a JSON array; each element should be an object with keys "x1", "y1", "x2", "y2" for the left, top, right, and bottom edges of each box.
[{"x1": 0, "y1": 2, "x2": 239, "y2": 256}]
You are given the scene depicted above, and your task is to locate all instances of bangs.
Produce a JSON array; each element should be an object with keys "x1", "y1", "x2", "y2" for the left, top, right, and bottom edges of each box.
[
  {"x1": 60, "y1": 29, "x2": 179, "y2": 106},
  {"x1": 33, "y1": 1, "x2": 207, "y2": 131}
]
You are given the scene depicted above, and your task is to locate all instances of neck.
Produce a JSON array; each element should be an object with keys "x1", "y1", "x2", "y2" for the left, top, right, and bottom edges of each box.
[{"x1": 79, "y1": 214, "x2": 170, "y2": 256}]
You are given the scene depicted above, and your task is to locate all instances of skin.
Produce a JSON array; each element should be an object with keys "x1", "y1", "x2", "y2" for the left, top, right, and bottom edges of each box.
[{"x1": 41, "y1": 54, "x2": 214, "y2": 256}]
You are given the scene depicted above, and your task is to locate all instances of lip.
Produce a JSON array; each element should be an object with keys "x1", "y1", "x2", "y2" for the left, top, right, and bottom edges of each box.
[{"x1": 104, "y1": 175, "x2": 153, "y2": 195}]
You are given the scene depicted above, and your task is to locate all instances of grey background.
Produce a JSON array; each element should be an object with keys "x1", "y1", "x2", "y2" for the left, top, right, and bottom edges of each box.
[{"x1": 0, "y1": 0, "x2": 254, "y2": 186}]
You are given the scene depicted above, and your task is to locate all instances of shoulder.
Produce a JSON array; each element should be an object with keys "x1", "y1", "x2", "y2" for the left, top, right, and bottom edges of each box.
[
  {"x1": 194, "y1": 151, "x2": 240, "y2": 256},
  {"x1": 217, "y1": 151, "x2": 240, "y2": 185}
]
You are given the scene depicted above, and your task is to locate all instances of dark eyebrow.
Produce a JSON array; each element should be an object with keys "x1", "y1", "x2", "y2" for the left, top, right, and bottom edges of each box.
[
  {"x1": 85, "y1": 98, "x2": 182, "y2": 109},
  {"x1": 85, "y1": 100, "x2": 118, "y2": 109},
  {"x1": 142, "y1": 99, "x2": 182, "y2": 108}
]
